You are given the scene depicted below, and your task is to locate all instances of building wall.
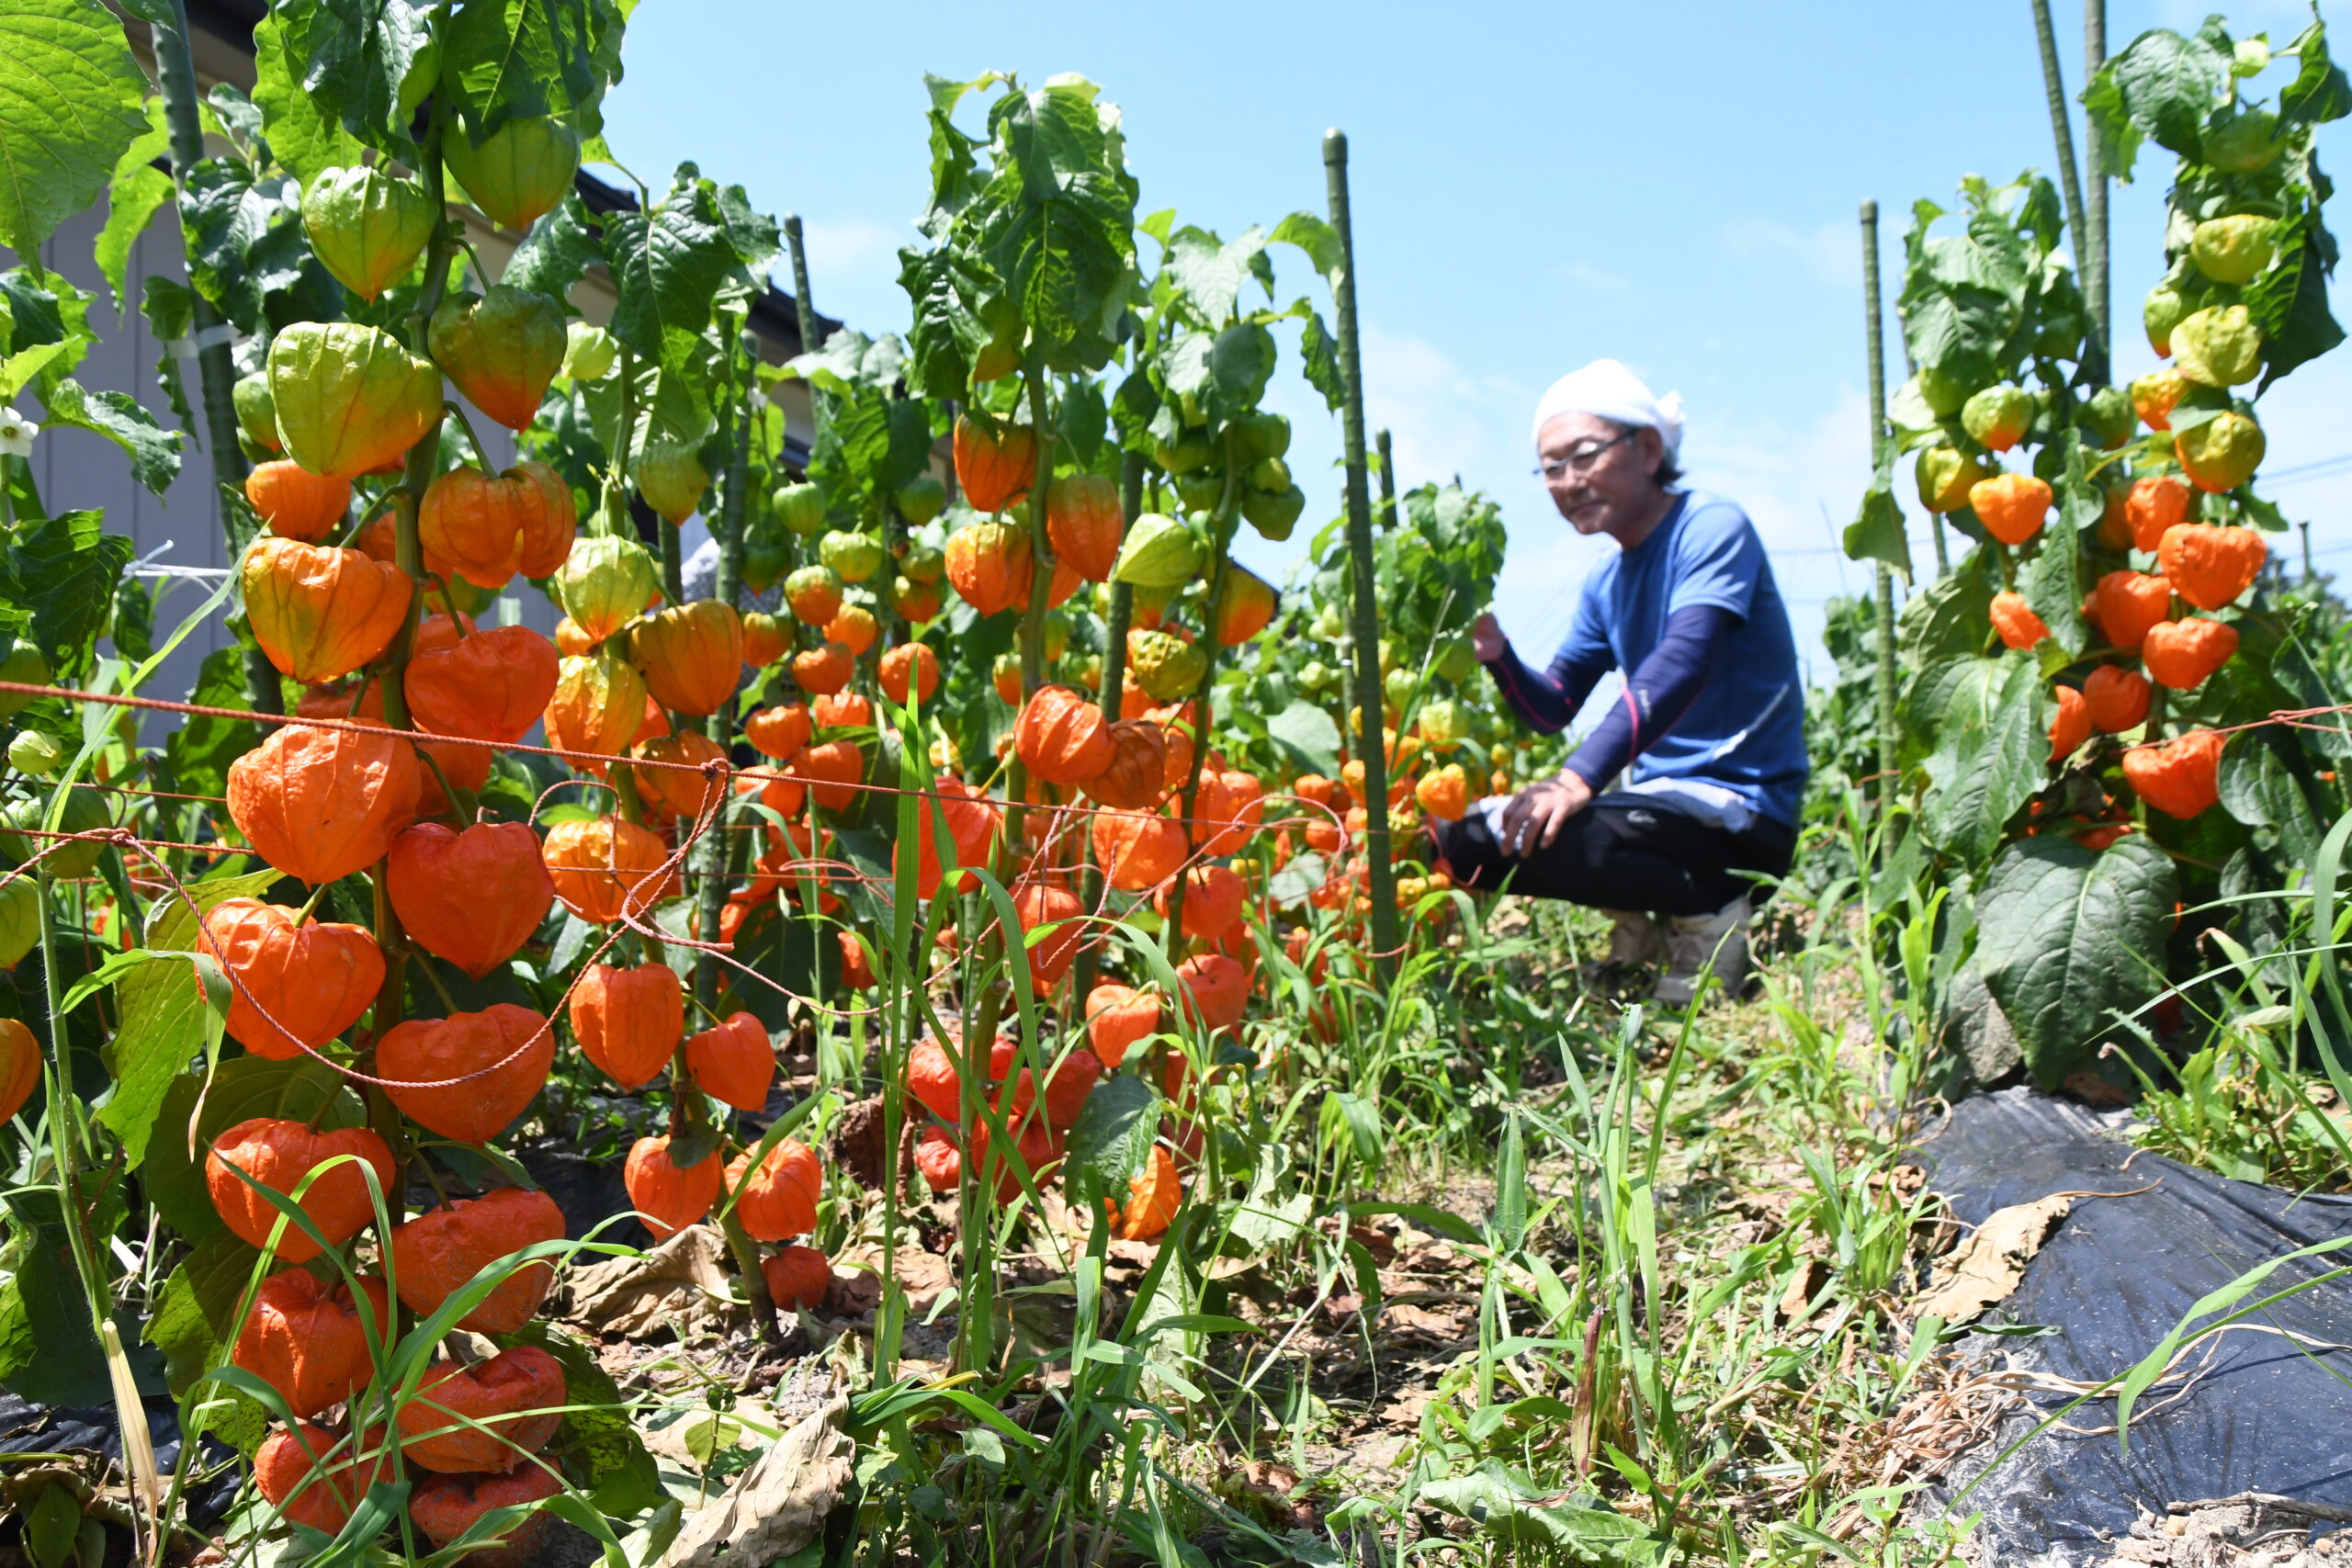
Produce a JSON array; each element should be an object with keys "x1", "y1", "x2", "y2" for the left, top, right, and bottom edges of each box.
[{"x1": 15, "y1": 201, "x2": 533, "y2": 736}]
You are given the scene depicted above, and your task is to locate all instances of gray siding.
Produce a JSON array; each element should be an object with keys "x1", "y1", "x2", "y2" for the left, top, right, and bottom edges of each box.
[{"x1": 16, "y1": 201, "x2": 532, "y2": 738}]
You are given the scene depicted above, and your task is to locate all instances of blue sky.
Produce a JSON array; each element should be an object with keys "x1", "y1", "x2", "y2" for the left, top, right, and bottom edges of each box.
[{"x1": 600, "y1": 0, "x2": 2352, "y2": 695}]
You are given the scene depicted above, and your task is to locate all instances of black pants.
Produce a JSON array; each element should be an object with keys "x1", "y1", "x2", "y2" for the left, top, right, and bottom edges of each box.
[{"x1": 1428, "y1": 792, "x2": 1796, "y2": 918}]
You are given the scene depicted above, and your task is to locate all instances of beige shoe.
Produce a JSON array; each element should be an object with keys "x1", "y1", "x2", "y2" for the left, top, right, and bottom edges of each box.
[
  {"x1": 1601, "y1": 908, "x2": 1664, "y2": 966},
  {"x1": 1656, "y1": 896, "x2": 1750, "y2": 1007}
]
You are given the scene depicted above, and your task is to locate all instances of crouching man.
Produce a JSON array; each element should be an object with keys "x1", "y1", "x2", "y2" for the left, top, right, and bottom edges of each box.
[{"x1": 1432, "y1": 359, "x2": 1808, "y2": 1004}]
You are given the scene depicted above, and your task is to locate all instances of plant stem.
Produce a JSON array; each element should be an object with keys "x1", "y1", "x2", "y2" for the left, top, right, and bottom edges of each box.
[
  {"x1": 153, "y1": 0, "x2": 279, "y2": 717},
  {"x1": 1072, "y1": 452, "x2": 1142, "y2": 1001},
  {"x1": 2030, "y1": 0, "x2": 2105, "y2": 384},
  {"x1": 364, "y1": 93, "x2": 458, "y2": 1224},
  {"x1": 720, "y1": 1207, "x2": 780, "y2": 1345},
  {"x1": 1322, "y1": 130, "x2": 1401, "y2": 984},
  {"x1": 1167, "y1": 439, "x2": 1243, "y2": 945},
  {"x1": 1000, "y1": 368, "x2": 1059, "y2": 860},
  {"x1": 1017, "y1": 373, "x2": 1057, "y2": 695},
  {"x1": 1098, "y1": 454, "x2": 1141, "y2": 723},
  {"x1": 661, "y1": 517, "x2": 685, "y2": 605},
  {"x1": 1860, "y1": 202, "x2": 1900, "y2": 808}
]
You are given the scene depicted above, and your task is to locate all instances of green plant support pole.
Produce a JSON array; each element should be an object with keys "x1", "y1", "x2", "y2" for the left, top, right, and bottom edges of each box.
[
  {"x1": 1323, "y1": 130, "x2": 1401, "y2": 983},
  {"x1": 1861, "y1": 202, "x2": 1900, "y2": 807},
  {"x1": 1376, "y1": 428, "x2": 1397, "y2": 529},
  {"x1": 153, "y1": 0, "x2": 279, "y2": 717},
  {"x1": 785, "y1": 216, "x2": 826, "y2": 355},
  {"x1": 2084, "y1": 0, "x2": 2110, "y2": 370},
  {"x1": 699, "y1": 344, "x2": 780, "y2": 1343},
  {"x1": 696, "y1": 334, "x2": 756, "y2": 1019},
  {"x1": 783, "y1": 213, "x2": 823, "y2": 602},
  {"x1": 2031, "y1": 0, "x2": 2104, "y2": 384}
]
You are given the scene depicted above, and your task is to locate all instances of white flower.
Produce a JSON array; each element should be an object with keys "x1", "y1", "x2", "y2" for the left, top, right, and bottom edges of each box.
[{"x1": 0, "y1": 411, "x2": 38, "y2": 459}]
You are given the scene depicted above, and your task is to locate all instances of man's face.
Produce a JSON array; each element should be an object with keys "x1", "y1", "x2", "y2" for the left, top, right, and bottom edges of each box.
[{"x1": 1537, "y1": 412, "x2": 1665, "y2": 538}]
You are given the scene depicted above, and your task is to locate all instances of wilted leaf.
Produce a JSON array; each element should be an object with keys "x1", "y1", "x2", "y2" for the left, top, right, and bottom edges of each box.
[
  {"x1": 659, "y1": 1381, "x2": 852, "y2": 1568},
  {"x1": 1911, "y1": 1194, "x2": 2071, "y2": 1323}
]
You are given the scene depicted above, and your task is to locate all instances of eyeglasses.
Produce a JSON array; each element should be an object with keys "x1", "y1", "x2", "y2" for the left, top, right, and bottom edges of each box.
[{"x1": 1532, "y1": 431, "x2": 1633, "y2": 481}]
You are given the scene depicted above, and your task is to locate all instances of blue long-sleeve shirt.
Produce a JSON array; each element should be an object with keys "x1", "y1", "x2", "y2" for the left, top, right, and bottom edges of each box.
[
  {"x1": 1488, "y1": 604, "x2": 1732, "y2": 789},
  {"x1": 1483, "y1": 491, "x2": 1808, "y2": 828}
]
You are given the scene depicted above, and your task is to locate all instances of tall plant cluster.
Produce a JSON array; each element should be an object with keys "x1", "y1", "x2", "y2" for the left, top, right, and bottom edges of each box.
[
  {"x1": 1826, "y1": 17, "x2": 2352, "y2": 1093},
  {"x1": 0, "y1": 6, "x2": 1577, "y2": 1561}
]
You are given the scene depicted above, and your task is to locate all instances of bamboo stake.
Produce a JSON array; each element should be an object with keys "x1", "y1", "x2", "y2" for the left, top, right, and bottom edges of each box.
[
  {"x1": 2085, "y1": 0, "x2": 2111, "y2": 371},
  {"x1": 1861, "y1": 202, "x2": 1900, "y2": 807},
  {"x1": 1376, "y1": 428, "x2": 1397, "y2": 530},
  {"x1": 2031, "y1": 0, "x2": 2105, "y2": 383},
  {"x1": 1323, "y1": 130, "x2": 1400, "y2": 984}
]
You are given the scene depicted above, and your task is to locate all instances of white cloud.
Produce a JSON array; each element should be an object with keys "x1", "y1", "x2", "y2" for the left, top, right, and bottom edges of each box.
[
  {"x1": 1557, "y1": 260, "x2": 1632, "y2": 293},
  {"x1": 798, "y1": 217, "x2": 904, "y2": 283},
  {"x1": 1721, "y1": 216, "x2": 1860, "y2": 288}
]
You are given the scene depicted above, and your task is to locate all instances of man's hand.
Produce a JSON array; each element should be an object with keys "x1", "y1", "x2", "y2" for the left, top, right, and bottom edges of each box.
[
  {"x1": 1493, "y1": 771, "x2": 1592, "y2": 856},
  {"x1": 1471, "y1": 612, "x2": 1506, "y2": 663}
]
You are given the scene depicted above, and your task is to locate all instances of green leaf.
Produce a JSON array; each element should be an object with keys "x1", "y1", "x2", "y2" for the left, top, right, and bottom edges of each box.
[
  {"x1": 2108, "y1": 28, "x2": 2228, "y2": 156},
  {"x1": 2245, "y1": 210, "x2": 2344, "y2": 390},
  {"x1": 0, "y1": 0, "x2": 151, "y2": 257},
  {"x1": 1163, "y1": 225, "x2": 1267, "y2": 325},
  {"x1": 712, "y1": 181, "x2": 779, "y2": 276},
  {"x1": 2219, "y1": 732, "x2": 2322, "y2": 865},
  {"x1": 110, "y1": 569, "x2": 152, "y2": 661},
  {"x1": 1346, "y1": 1200, "x2": 1483, "y2": 1247},
  {"x1": 1295, "y1": 303, "x2": 1343, "y2": 412},
  {"x1": 1977, "y1": 833, "x2": 2177, "y2": 1086},
  {"x1": 0, "y1": 1190, "x2": 114, "y2": 1405},
  {"x1": 1918, "y1": 654, "x2": 2045, "y2": 864},
  {"x1": 143, "y1": 1228, "x2": 263, "y2": 1395},
  {"x1": 1269, "y1": 851, "x2": 1326, "y2": 908},
  {"x1": 1265, "y1": 700, "x2": 1341, "y2": 777},
  {"x1": 0, "y1": 337, "x2": 65, "y2": 401},
  {"x1": 1420, "y1": 1461, "x2": 1657, "y2": 1550},
  {"x1": 602, "y1": 173, "x2": 741, "y2": 364},
  {"x1": 1491, "y1": 1113, "x2": 1527, "y2": 1250},
  {"x1": 444, "y1": 0, "x2": 609, "y2": 141},
  {"x1": 2022, "y1": 445, "x2": 2093, "y2": 657},
  {"x1": 4, "y1": 511, "x2": 133, "y2": 674},
  {"x1": 95, "y1": 162, "x2": 172, "y2": 315},
  {"x1": 2083, "y1": 58, "x2": 2143, "y2": 181},
  {"x1": 1063, "y1": 1073, "x2": 1156, "y2": 1201},
  {"x1": 504, "y1": 191, "x2": 602, "y2": 301},
  {"x1": 145, "y1": 1055, "x2": 366, "y2": 1244},
  {"x1": 249, "y1": 6, "x2": 364, "y2": 186},
  {"x1": 1843, "y1": 485, "x2": 1912, "y2": 579},
  {"x1": 295, "y1": 0, "x2": 435, "y2": 157},
  {"x1": 1268, "y1": 210, "x2": 1341, "y2": 284},
  {"x1": 1205, "y1": 321, "x2": 1275, "y2": 412},
  {"x1": 2280, "y1": 19, "x2": 2352, "y2": 129},
  {"x1": 176, "y1": 159, "x2": 323, "y2": 335},
  {"x1": 967, "y1": 76, "x2": 1137, "y2": 376},
  {"x1": 97, "y1": 869, "x2": 274, "y2": 1168},
  {"x1": 38, "y1": 378, "x2": 181, "y2": 493},
  {"x1": 1898, "y1": 552, "x2": 1994, "y2": 667}
]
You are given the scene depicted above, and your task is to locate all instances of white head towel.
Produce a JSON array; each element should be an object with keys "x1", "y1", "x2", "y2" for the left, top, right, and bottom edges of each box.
[{"x1": 1531, "y1": 358, "x2": 1686, "y2": 457}]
